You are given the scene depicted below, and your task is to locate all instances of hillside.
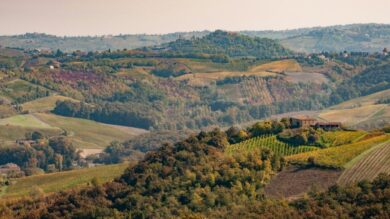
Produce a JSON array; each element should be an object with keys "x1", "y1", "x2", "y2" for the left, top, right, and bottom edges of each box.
[
  {"x1": 2, "y1": 128, "x2": 390, "y2": 218},
  {"x1": 279, "y1": 24, "x2": 390, "y2": 53},
  {"x1": 338, "y1": 141, "x2": 390, "y2": 185},
  {"x1": 318, "y1": 89, "x2": 390, "y2": 129},
  {"x1": 1, "y1": 24, "x2": 390, "y2": 53},
  {"x1": 156, "y1": 30, "x2": 293, "y2": 59},
  {"x1": 1, "y1": 163, "x2": 129, "y2": 199}
]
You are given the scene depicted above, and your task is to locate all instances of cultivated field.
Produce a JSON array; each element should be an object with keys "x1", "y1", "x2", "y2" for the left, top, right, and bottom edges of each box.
[
  {"x1": 338, "y1": 141, "x2": 390, "y2": 185},
  {"x1": 320, "y1": 130, "x2": 367, "y2": 147},
  {"x1": 0, "y1": 114, "x2": 55, "y2": 129},
  {"x1": 176, "y1": 59, "x2": 302, "y2": 86},
  {"x1": 0, "y1": 125, "x2": 62, "y2": 147},
  {"x1": 226, "y1": 135, "x2": 318, "y2": 157},
  {"x1": 1, "y1": 163, "x2": 130, "y2": 199},
  {"x1": 316, "y1": 89, "x2": 390, "y2": 129},
  {"x1": 265, "y1": 166, "x2": 342, "y2": 199},
  {"x1": 286, "y1": 134, "x2": 390, "y2": 168},
  {"x1": 34, "y1": 113, "x2": 148, "y2": 149}
]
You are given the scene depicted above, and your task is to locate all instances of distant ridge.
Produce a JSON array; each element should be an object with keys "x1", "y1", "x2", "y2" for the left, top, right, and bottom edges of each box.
[{"x1": 1, "y1": 23, "x2": 389, "y2": 52}]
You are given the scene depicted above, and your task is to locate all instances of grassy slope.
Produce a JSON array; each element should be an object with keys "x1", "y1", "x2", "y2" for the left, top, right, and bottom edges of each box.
[
  {"x1": 318, "y1": 89, "x2": 390, "y2": 129},
  {"x1": 21, "y1": 95, "x2": 78, "y2": 113},
  {"x1": 1, "y1": 163, "x2": 129, "y2": 199},
  {"x1": 0, "y1": 113, "x2": 148, "y2": 149},
  {"x1": 0, "y1": 114, "x2": 55, "y2": 129},
  {"x1": 34, "y1": 113, "x2": 148, "y2": 149},
  {"x1": 0, "y1": 79, "x2": 50, "y2": 102},
  {"x1": 0, "y1": 125, "x2": 62, "y2": 147}
]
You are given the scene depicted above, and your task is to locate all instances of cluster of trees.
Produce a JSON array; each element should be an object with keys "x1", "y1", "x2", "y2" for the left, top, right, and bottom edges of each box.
[
  {"x1": 331, "y1": 63, "x2": 390, "y2": 104},
  {"x1": 278, "y1": 127, "x2": 323, "y2": 146},
  {"x1": 159, "y1": 30, "x2": 293, "y2": 59},
  {"x1": 3, "y1": 128, "x2": 390, "y2": 218},
  {"x1": 0, "y1": 133, "x2": 81, "y2": 176},
  {"x1": 92, "y1": 131, "x2": 191, "y2": 164},
  {"x1": 53, "y1": 100, "x2": 158, "y2": 129}
]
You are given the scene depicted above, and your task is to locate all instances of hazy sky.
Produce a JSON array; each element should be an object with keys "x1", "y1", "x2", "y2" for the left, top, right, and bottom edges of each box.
[{"x1": 1, "y1": 0, "x2": 390, "y2": 36}]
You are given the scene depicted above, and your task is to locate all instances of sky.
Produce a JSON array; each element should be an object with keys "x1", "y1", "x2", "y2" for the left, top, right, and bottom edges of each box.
[{"x1": 1, "y1": 0, "x2": 390, "y2": 36}]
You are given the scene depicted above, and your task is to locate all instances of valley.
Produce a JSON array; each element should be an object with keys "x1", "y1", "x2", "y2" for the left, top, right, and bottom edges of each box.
[{"x1": 0, "y1": 26, "x2": 389, "y2": 218}]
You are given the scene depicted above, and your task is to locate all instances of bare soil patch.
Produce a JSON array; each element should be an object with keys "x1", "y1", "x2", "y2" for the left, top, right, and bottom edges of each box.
[{"x1": 264, "y1": 165, "x2": 342, "y2": 199}]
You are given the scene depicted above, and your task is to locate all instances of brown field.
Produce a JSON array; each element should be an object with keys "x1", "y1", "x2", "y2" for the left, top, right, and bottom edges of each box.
[
  {"x1": 338, "y1": 141, "x2": 390, "y2": 186},
  {"x1": 264, "y1": 166, "x2": 342, "y2": 199},
  {"x1": 0, "y1": 104, "x2": 16, "y2": 118},
  {"x1": 175, "y1": 59, "x2": 302, "y2": 86},
  {"x1": 284, "y1": 72, "x2": 329, "y2": 84},
  {"x1": 318, "y1": 104, "x2": 388, "y2": 126}
]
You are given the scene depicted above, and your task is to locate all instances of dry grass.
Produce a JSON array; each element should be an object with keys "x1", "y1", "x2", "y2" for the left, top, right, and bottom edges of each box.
[{"x1": 318, "y1": 104, "x2": 388, "y2": 126}]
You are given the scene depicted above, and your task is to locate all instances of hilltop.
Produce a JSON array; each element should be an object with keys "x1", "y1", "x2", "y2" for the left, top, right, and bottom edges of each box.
[{"x1": 152, "y1": 30, "x2": 293, "y2": 59}]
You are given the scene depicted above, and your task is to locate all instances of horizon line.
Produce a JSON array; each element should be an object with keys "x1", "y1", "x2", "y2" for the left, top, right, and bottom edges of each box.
[{"x1": 1, "y1": 22, "x2": 388, "y2": 38}]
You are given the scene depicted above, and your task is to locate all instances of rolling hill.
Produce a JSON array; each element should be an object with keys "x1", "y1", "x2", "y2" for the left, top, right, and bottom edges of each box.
[
  {"x1": 0, "y1": 113, "x2": 148, "y2": 149},
  {"x1": 1, "y1": 163, "x2": 129, "y2": 199},
  {"x1": 1, "y1": 24, "x2": 390, "y2": 53}
]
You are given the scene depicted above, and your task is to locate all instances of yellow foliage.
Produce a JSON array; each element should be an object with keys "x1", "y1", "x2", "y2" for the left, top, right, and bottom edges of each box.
[{"x1": 286, "y1": 134, "x2": 390, "y2": 168}]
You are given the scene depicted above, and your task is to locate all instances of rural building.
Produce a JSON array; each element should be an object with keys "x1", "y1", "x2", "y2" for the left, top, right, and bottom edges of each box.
[
  {"x1": 290, "y1": 116, "x2": 341, "y2": 130},
  {"x1": 0, "y1": 163, "x2": 21, "y2": 175},
  {"x1": 314, "y1": 122, "x2": 342, "y2": 130},
  {"x1": 290, "y1": 116, "x2": 317, "y2": 128}
]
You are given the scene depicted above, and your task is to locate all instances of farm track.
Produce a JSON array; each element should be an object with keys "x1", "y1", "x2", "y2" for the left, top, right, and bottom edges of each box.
[{"x1": 338, "y1": 141, "x2": 390, "y2": 186}]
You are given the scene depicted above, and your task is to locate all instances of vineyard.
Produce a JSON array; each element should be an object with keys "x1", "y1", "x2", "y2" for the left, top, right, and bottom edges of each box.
[
  {"x1": 286, "y1": 134, "x2": 390, "y2": 168},
  {"x1": 320, "y1": 130, "x2": 367, "y2": 147},
  {"x1": 226, "y1": 134, "x2": 318, "y2": 157},
  {"x1": 337, "y1": 141, "x2": 390, "y2": 186}
]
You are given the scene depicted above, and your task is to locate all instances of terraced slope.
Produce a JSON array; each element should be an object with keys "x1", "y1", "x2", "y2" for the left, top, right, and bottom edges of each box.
[{"x1": 338, "y1": 141, "x2": 390, "y2": 186}]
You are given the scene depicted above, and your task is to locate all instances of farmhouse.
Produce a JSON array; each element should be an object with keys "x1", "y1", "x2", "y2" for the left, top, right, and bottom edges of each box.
[
  {"x1": 0, "y1": 163, "x2": 21, "y2": 175},
  {"x1": 290, "y1": 116, "x2": 317, "y2": 128},
  {"x1": 290, "y1": 116, "x2": 341, "y2": 130},
  {"x1": 314, "y1": 122, "x2": 342, "y2": 130}
]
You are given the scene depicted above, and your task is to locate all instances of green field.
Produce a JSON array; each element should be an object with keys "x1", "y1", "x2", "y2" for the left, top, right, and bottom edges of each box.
[
  {"x1": 21, "y1": 95, "x2": 78, "y2": 113},
  {"x1": 226, "y1": 135, "x2": 318, "y2": 157},
  {"x1": 0, "y1": 79, "x2": 51, "y2": 102},
  {"x1": 1, "y1": 163, "x2": 129, "y2": 199},
  {"x1": 0, "y1": 125, "x2": 62, "y2": 147},
  {"x1": 0, "y1": 114, "x2": 55, "y2": 129},
  {"x1": 319, "y1": 130, "x2": 367, "y2": 147},
  {"x1": 0, "y1": 113, "x2": 148, "y2": 149},
  {"x1": 286, "y1": 134, "x2": 390, "y2": 168},
  {"x1": 34, "y1": 113, "x2": 148, "y2": 149}
]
